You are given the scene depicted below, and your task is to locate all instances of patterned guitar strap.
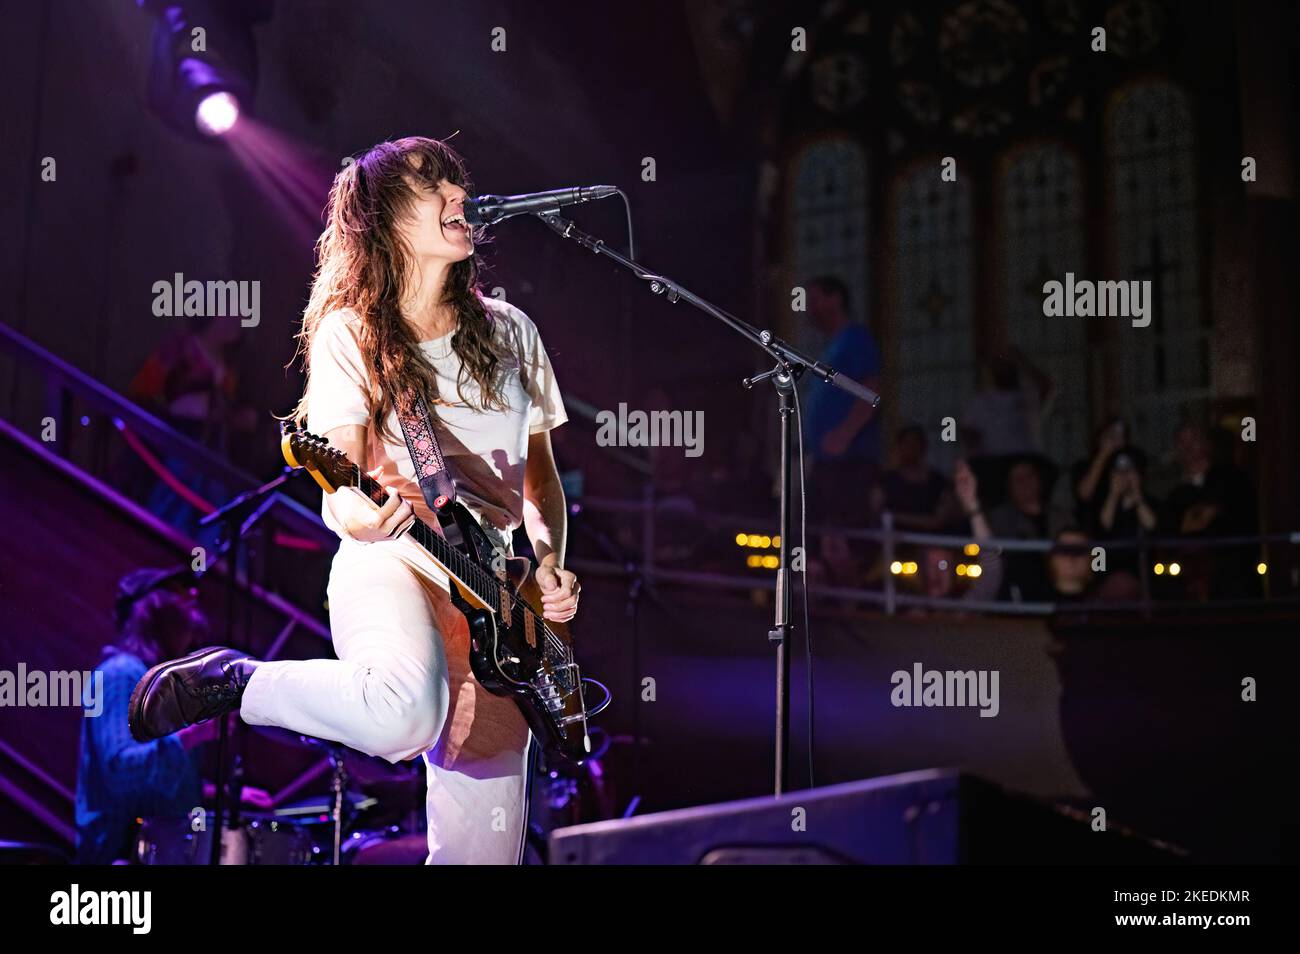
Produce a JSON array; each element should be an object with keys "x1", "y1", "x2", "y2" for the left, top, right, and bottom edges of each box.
[{"x1": 395, "y1": 391, "x2": 460, "y2": 537}]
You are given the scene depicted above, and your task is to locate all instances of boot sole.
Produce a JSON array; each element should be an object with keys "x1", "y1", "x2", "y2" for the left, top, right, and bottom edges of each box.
[{"x1": 127, "y1": 646, "x2": 230, "y2": 742}]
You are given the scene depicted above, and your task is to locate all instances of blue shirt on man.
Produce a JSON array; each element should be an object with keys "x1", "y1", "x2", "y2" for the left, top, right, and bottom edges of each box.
[
  {"x1": 74, "y1": 651, "x2": 201, "y2": 864},
  {"x1": 804, "y1": 323, "x2": 882, "y2": 462}
]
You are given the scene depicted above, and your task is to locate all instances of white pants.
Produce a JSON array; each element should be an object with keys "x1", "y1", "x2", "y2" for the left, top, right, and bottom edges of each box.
[{"x1": 239, "y1": 535, "x2": 533, "y2": 864}]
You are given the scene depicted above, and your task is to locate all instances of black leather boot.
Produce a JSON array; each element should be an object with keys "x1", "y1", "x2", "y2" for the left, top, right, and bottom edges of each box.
[{"x1": 128, "y1": 647, "x2": 259, "y2": 742}]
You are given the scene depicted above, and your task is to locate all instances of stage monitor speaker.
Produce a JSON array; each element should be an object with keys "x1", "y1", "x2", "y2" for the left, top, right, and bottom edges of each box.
[{"x1": 548, "y1": 768, "x2": 1182, "y2": 865}]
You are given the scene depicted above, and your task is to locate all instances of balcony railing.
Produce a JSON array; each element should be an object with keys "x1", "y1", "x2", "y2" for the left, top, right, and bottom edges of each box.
[
  {"x1": 4, "y1": 318, "x2": 1293, "y2": 619},
  {"x1": 568, "y1": 495, "x2": 1298, "y2": 617}
]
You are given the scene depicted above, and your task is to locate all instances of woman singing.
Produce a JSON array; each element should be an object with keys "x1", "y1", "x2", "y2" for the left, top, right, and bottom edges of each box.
[{"x1": 129, "y1": 136, "x2": 580, "y2": 864}]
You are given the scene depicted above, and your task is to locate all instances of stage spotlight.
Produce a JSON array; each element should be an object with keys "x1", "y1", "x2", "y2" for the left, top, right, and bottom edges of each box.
[
  {"x1": 1256, "y1": 562, "x2": 1268, "y2": 575},
  {"x1": 195, "y1": 90, "x2": 241, "y2": 136},
  {"x1": 1168, "y1": 562, "x2": 1181, "y2": 576},
  {"x1": 138, "y1": 0, "x2": 268, "y2": 140}
]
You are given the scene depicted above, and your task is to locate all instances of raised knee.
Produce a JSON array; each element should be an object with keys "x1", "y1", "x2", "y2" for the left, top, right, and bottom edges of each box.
[{"x1": 354, "y1": 671, "x2": 447, "y2": 761}]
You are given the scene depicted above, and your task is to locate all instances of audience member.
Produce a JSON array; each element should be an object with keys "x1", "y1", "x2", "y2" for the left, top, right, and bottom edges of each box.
[
  {"x1": 1073, "y1": 427, "x2": 1158, "y2": 578},
  {"x1": 871, "y1": 425, "x2": 960, "y2": 532},
  {"x1": 1160, "y1": 422, "x2": 1256, "y2": 537},
  {"x1": 1159, "y1": 421, "x2": 1259, "y2": 599},
  {"x1": 980, "y1": 456, "x2": 1068, "y2": 601},
  {"x1": 804, "y1": 274, "x2": 882, "y2": 587},
  {"x1": 1073, "y1": 416, "x2": 1129, "y2": 523},
  {"x1": 1045, "y1": 527, "x2": 1099, "y2": 604},
  {"x1": 961, "y1": 348, "x2": 1055, "y2": 459}
]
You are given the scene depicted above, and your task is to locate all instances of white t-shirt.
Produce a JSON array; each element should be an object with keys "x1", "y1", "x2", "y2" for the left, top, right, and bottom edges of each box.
[{"x1": 304, "y1": 296, "x2": 567, "y2": 551}]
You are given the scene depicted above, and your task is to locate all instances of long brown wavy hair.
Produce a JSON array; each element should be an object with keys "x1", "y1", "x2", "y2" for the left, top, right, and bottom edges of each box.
[{"x1": 292, "y1": 136, "x2": 513, "y2": 440}]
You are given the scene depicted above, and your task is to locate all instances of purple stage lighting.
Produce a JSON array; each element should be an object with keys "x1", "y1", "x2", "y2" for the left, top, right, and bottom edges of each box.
[
  {"x1": 195, "y1": 91, "x2": 241, "y2": 137},
  {"x1": 139, "y1": 0, "x2": 263, "y2": 141}
]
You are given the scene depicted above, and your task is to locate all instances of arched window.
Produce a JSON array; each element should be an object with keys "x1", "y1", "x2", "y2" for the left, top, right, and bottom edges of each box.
[
  {"x1": 790, "y1": 138, "x2": 869, "y2": 353},
  {"x1": 999, "y1": 141, "x2": 1087, "y2": 466},
  {"x1": 892, "y1": 163, "x2": 974, "y2": 470},
  {"x1": 1107, "y1": 81, "x2": 1202, "y2": 451}
]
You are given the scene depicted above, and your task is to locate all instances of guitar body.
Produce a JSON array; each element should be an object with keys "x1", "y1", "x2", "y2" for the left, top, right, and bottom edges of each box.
[
  {"x1": 438, "y1": 501, "x2": 591, "y2": 762},
  {"x1": 281, "y1": 423, "x2": 598, "y2": 764}
]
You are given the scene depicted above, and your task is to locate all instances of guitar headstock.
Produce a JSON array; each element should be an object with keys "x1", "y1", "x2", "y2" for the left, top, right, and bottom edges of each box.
[{"x1": 280, "y1": 422, "x2": 360, "y2": 494}]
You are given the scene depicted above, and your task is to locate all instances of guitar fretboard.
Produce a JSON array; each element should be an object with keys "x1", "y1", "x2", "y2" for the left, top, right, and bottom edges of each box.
[
  {"x1": 349, "y1": 465, "x2": 505, "y2": 611},
  {"x1": 288, "y1": 425, "x2": 575, "y2": 677},
  {"x1": 346, "y1": 468, "x2": 574, "y2": 677}
]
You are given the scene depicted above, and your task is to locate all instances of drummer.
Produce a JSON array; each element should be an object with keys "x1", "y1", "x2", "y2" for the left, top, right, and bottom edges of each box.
[{"x1": 74, "y1": 567, "x2": 272, "y2": 864}]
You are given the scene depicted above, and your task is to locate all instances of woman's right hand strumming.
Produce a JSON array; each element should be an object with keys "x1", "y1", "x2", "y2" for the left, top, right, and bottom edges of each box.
[
  {"x1": 322, "y1": 425, "x2": 416, "y2": 542},
  {"x1": 338, "y1": 482, "x2": 417, "y2": 542}
]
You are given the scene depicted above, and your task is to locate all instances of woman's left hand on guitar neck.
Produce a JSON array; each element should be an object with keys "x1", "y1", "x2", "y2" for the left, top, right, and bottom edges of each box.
[
  {"x1": 535, "y1": 559, "x2": 580, "y2": 623},
  {"x1": 524, "y1": 430, "x2": 580, "y2": 623}
]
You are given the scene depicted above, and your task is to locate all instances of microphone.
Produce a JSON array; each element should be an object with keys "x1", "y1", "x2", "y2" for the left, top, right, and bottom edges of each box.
[
  {"x1": 464, "y1": 185, "x2": 618, "y2": 226},
  {"x1": 826, "y1": 369, "x2": 881, "y2": 407}
]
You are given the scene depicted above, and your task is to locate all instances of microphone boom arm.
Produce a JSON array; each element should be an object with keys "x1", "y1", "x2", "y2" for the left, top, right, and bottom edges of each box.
[
  {"x1": 533, "y1": 211, "x2": 881, "y2": 407},
  {"x1": 534, "y1": 207, "x2": 881, "y2": 798}
]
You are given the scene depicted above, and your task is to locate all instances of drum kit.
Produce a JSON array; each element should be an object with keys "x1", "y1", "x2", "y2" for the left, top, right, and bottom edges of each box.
[
  {"x1": 135, "y1": 724, "x2": 614, "y2": 865},
  {"x1": 135, "y1": 726, "x2": 428, "y2": 865}
]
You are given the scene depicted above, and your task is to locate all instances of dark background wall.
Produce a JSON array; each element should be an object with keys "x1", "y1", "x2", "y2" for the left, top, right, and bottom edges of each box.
[
  {"x1": 3, "y1": 2, "x2": 1297, "y2": 495},
  {"x1": 1, "y1": 0, "x2": 766, "y2": 483},
  {"x1": 1, "y1": 1, "x2": 1297, "y2": 864}
]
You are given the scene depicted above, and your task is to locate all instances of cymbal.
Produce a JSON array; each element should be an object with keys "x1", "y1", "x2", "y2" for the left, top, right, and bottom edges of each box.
[{"x1": 272, "y1": 791, "x2": 379, "y2": 824}]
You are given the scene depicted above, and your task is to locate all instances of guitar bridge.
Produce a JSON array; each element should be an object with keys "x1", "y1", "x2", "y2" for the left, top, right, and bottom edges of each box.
[{"x1": 531, "y1": 663, "x2": 581, "y2": 713}]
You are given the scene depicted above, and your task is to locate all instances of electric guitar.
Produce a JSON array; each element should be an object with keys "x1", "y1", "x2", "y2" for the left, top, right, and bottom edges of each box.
[{"x1": 281, "y1": 422, "x2": 603, "y2": 763}]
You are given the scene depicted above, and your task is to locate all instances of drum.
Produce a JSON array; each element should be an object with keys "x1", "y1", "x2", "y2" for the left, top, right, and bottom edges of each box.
[
  {"x1": 136, "y1": 812, "x2": 313, "y2": 865},
  {"x1": 341, "y1": 827, "x2": 429, "y2": 865},
  {"x1": 245, "y1": 817, "x2": 315, "y2": 865}
]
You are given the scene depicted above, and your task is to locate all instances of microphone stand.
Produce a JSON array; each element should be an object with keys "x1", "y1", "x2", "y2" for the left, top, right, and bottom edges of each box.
[
  {"x1": 534, "y1": 212, "x2": 880, "y2": 796},
  {"x1": 569, "y1": 504, "x2": 670, "y2": 813},
  {"x1": 196, "y1": 466, "x2": 304, "y2": 862}
]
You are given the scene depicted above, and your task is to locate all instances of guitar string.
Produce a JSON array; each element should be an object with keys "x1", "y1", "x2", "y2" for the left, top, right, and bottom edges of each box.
[
  {"x1": 350, "y1": 456, "x2": 575, "y2": 670},
  {"x1": 302, "y1": 436, "x2": 576, "y2": 699},
  {"x1": 383, "y1": 474, "x2": 574, "y2": 665}
]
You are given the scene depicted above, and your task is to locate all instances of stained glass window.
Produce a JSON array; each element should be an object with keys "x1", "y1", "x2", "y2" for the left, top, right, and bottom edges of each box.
[
  {"x1": 790, "y1": 138, "x2": 869, "y2": 354},
  {"x1": 893, "y1": 164, "x2": 975, "y2": 471},
  {"x1": 999, "y1": 142, "x2": 1087, "y2": 466},
  {"x1": 1107, "y1": 81, "x2": 1203, "y2": 451}
]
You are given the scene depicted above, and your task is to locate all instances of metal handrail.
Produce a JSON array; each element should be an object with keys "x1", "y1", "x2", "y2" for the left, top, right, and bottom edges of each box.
[
  {"x1": 578, "y1": 494, "x2": 1293, "y2": 552},
  {"x1": 569, "y1": 496, "x2": 1293, "y2": 616},
  {"x1": 0, "y1": 417, "x2": 331, "y2": 640},
  {"x1": 567, "y1": 552, "x2": 1298, "y2": 614},
  {"x1": 0, "y1": 319, "x2": 646, "y2": 536},
  {"x1": 0, "y1": 320, "x2": 260, "y2": 489},
  {"x1": 5, "y1": 320, "x2": 1288, "y2": 618}
]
